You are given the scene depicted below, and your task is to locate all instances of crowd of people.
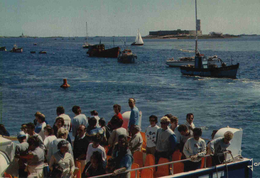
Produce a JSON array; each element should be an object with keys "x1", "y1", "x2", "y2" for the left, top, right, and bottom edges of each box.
[{"x1": 0, "y1": 97, "x2": 234, "y2": 178}]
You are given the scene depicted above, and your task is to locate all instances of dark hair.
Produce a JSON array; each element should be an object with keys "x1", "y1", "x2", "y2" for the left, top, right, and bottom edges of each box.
[
  {"x1": 169, "y1": 116, "x2": 178, "y2": 124},
  {"x1": 0, "y1": 124, "x2": 8, "y2": 134},
  {"x1": 26, "y1": 122, "x2": 35, "y2": 130},
  {"x1": 27, "y1": 136, "x2": 40, "y2": 147},
  {"x1": 72, "y1": 106, "x2": 81, "y2": 115},
  {"x1": 44, "y1": 125, "x2": 54, "y2": 135},
  {"x1": 178, "y1": 124, "x2": 188, "y2": 132},
  {"x1": 57, "y1": 140, "x2": 69, "y2": 150},
  {"x1": 91, "y1": 151, "x2": 103, "y2": 165},
  {"x1": 99, "y1": 118, "x2": 106, "y2": 127},
  {"x1": 110, "y1": 115, "x2": 122, "y2": 128},
  {"x1": 55, "y1": 117, "x2": 65, "y2": 126},
  {"x1": 165, "y1": 114, "x2": 173, "y2": 119},
  {"x1": 193, "y1": 128, "x2": 202, "y2": 137},
  {"x1": 186, "y1": 113, "x2": 194, "y2": 119},
  {"x1": 90, "y1": 110, "x2": 98, "y2": 115},
  {"x1": 88, "y1": 117, "x2": 97, "y2": 127},
  {"x1": 35, "y1": 112, "x2": 45, "y2": 122},
  {"x1": 149, "y1": 115, "x2": 158, "y2": 123},
  {"x1": 56, "y1": 106, "x2": 65, "y2": 114},
  {"x1": 128, "y1": 98, "x2": 136, "y2": 103},
  {"x1": 113, "y1": 104, "x2": 121, "y2": 112},
  {"x1": 91, "y1": 134, "x2": 101, "y2": 143}
]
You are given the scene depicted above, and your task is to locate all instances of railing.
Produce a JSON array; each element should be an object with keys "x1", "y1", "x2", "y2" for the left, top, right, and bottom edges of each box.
[{"x1": 88, "y1": 151, "x2": 235, "y2": 178}]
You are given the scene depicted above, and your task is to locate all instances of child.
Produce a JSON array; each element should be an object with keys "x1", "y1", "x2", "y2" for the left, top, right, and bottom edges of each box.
[{"x1": 145, "y1": 115, "x2": 160, "y2": 155}]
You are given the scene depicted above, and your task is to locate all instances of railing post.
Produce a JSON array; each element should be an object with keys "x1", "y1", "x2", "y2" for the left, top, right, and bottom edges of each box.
[
  {"x1": 171, "y1": 163, "x2": 174, "y2": 175},
  {"x1": 135, "y1": 170, "x2": 137, "y2": 178}
]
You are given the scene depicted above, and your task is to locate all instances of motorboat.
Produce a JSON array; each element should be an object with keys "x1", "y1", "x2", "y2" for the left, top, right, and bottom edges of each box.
[
  {"x1": 180, "y1": 0, "x2": 239, "y2": 79},
  {"x1": 0, "y1": 47, "x2": 7, "y2": 51},
  {"x1": 87, "y1": 44, "x2": 120, "y2": 58},
  {"x1": 10, "y1": 44, "x2": 23, "y2": 53},
  {"x1": 118, "y1": 49, "x2": 137, "y2": 63}
]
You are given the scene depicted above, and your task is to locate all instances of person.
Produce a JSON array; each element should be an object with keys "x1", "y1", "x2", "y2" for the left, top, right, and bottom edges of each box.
[
  {"x1": 43, "y1": 125, "x2": 57, "y2": 155},
  {"x1": 112, "y1": 135, "x2": 133, "y2": 178},
  {"x1": 86, "y1": 117, "x2": 105, "y2": 143},
  {"x1": 145, "y1": 115, "x2": 160, "y2": 155},
  {"x1": 155, "y1": 116, "x2": 177, "y2": 163},
  {"x1": 99, "y1": 118, "x2": 109, "y2": 145},
  {"x1": 129, "y1": 125, "x2": 143, "y2": 154},
  {"x1": 56, "y1": 106, "x2": 71, "y2": 131},
  {"x1": 128, "y1": 98, "x2": 140, "y2": 131},
  {"x1": 209, "y1": 131, "x2": 234, "y2": 165},
  {"x1": 49, "y1": 140, "x2": 75, "y2": 178},
  {"x1": 90, "y1": 110, "x2": 100, "y2": 127},
  {"x1": 85, "y1": 134, "x2": 107, "y2": 168},
  {"x1": 71, "y1": 105, "x2": 88, "y2": 138},
  {"x1": 15, "y1": 131, "x2": 29, "y2": 177},
  {"x1": 183, "y1": 128, "x2": 206, "y2": 172},
  {"x1": 21, "y1": 124, "x2": 29, "y2": 139},
  {"x1": 167, "y1": 114, "x2": 181, "y2": 143},
  {"x1": 34, "y1": 112, "x2": 47, "y2": 140},
  {"x1": 73, "y1": 125, "x2": 90, "y2": 172},
  {"x1": 26, "y1": 122, "x2": 45, "y2": 150},
  {"x1": 0, "y1": 124, "x2": 10, "y2": 136},
  {"x1": 82, "y1": 151, "x2": 106, "y2": 178},
  {"x1": 47, "y1": 127, "x2": 74, "y2": 163},
  {"x1": 53, "y1": 117, "x2": 72, "y2": 144},
  {"x1": 20, "y1": 136, "x2": 45, "y2": 178},
  {"x1": 113, "y1": 104, "x2": 123, "y2": 120},
  {"x1": 108, "y1": 116, "x2": 127, "y2": 151},
  {"x1": 185, "y1": 113, "x2": 195, "y2": 135},
  {"x1": 177, "y1": 124, "x2": 193, "y2": 152}
]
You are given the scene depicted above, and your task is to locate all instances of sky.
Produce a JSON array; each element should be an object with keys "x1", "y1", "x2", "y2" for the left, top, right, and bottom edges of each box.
[{"x1": 0, "y1": 0, "x2": 260, "y2": 37}]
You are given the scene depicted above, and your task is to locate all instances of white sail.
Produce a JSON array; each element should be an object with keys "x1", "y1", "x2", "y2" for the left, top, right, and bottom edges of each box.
[{"x1": 135, "y1": 30, "x2": 144, "y2": 45}]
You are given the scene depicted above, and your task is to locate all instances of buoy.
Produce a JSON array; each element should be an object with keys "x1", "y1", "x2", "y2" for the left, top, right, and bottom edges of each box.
[{"x1": 60, "y1": 79, "x2": 70, "y2": 88}]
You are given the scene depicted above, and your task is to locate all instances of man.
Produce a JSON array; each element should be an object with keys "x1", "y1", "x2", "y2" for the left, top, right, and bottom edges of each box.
[
  {"x1": 26, "y1": 123, "x2": 45, "y2": 150},
  {"x1": 71, "y1": 105, "x2": 88, "y2": 137},
  {"x1": 128, "y1": 98, "x2": 140, "y2": 131},
  {"x1": 185, "y1": 113, "x2": 195, "y2": 135},
  {"x1": 56, "y1": 106, "x2": 71, "y2": 131},
  {"x1": 178, "y1": 124, "x2": 193, "y2": 152},
  {"x1": 166, "y1": 114, "x2": 181, "y2": 144},
  {"x1": 209, "y1": 131, "x2": 234, "y2": 165},
  {"x1": 155, "y1": 116, "x2": 177, "y2": 163},
  {"x1": 90, "y1": 110, "x2": 100, "y2": 127},
  {"x1": 129, "y1": 125, "x2": 143, "y2": 154},
  {"x1": 73, "y1": 125, "x2": 90, "y2": 172}
]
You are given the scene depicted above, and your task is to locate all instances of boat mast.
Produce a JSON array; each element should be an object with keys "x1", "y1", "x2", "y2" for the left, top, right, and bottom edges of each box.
[
  {"x1": 195, "y1": 0, "x2": 198, "y2": 54},
  {"x1": 86, "y1": 22, "x2": 88, "y2": 42}
]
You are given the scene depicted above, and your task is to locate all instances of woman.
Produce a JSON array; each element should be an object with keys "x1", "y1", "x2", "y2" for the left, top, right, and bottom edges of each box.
[
  {"x1": 35, "y1": 112, "x2": 47, "y2": 140},
  {"x1": 53, "y1": 117, "x2": 72, "y2": 144},
  {"x1": 43, "y1": 125, "x2": 57, "y2": 154},
  {"x1": 49, "y1": 140, "x2": 75, "y2": 178},
  {"x1": 183, "y1": 128, "x2": 206, "y2": 172},
  {"x1": 82, "y1": 151, "x2": 106, "y2": 177}
]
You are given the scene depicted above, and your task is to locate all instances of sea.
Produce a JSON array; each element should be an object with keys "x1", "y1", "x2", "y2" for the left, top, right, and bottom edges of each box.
[{"x1": 1, "y1": 36, "x2": 260, "y2": 177}]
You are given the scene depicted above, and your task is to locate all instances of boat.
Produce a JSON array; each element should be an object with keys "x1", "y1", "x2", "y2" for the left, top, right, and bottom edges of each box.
[
  {"x1": 82, "y1": 22, "x2": 93, "y2": 48},
  {"x1": 166, "y1": 57, "x2": 195, "y2": 67},
  {"x1": 0, "y1": 47, "x2": 7, "y2": 51},
  {"x1": 118, "y1": 49, "x2": 137, "y2": 63},
  {"x1": 87, "y1": 44, "x2": 120, "y2": 58},
  {"x1": 39, "y1": 51, "x2": 47, "y2": 54},
  {"x1": 180, "y1": 0, "x2": 239, "y2": 79},
  {"x1": 30, "y1": 51, "x2": 36, "y2": 53},
  {"x1": 131, "y1": 29, "x2": 144, "y2": 46},
  {"x1": 10, "y1": 44, "x2": 23, "y2": 53}
]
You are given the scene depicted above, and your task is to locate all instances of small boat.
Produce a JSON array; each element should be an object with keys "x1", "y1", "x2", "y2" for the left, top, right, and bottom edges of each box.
[
  {"x1": 33, "y1": 43, "x2": 37, "y2": 46},
  {"x1": 39, "y1": 51, "x2": 47, "y2": 54},
  {"x1": 10, "y1": 44, "x2": 23, "y2": 53},
  {"x1": 180, "y1": 0, "x2": 239, "y2": 79},
  {"x1": 0, "y1": 47, "x2": 7, "y2": 51},
  {"x1": 118, "y1": 49, "x2": 137, "y2": 63},
  {"x1": 30, "y1": 51, "x2": 36, "y2": 53},
  {"x1": 87, "y1": 44, "x2": 120, "y2": 58},
  {"x1": 166, "y1": 57, "x2": 194, "y2": 67},
  {"x1": 82, "y1": 42, "x2": 93, "y2": 49},
  {"x1": 131, "y1": 29, "x2": 144, "y2": 46}
]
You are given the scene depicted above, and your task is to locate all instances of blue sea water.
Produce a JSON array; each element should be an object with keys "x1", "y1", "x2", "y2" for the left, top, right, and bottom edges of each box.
[{"x1": 1, "y1": 36, "x2": 260, "y2": 177}]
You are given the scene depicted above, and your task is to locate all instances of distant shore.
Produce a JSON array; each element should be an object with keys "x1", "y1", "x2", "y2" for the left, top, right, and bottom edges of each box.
[{"x1": 143, "y1": 34, "x2": 243, "y2": 39}]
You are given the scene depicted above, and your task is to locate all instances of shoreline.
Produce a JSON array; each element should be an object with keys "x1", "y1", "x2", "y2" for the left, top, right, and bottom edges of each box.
[{"x1": 143, "y1": 34, "x2": 241, "y2": 39}]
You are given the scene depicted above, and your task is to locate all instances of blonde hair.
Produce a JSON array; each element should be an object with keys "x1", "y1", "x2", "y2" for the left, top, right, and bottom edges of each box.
[
  {"x1": 160, "y1": 116, "x2": 170, "y2": 123},
  {"x1": 57, "y1": 127, "x2": 69, "y2": 139},
  {"x1": 224, "y1": 131, "x2": 233, "y2": 141}
]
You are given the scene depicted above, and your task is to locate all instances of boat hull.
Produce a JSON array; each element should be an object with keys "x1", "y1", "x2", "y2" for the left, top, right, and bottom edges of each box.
[
  {"x1": 10, "y1": 48, "x2": 23, "y2": 53},
  {"x1": 118, "y1": 54, "x2": 137, "y2": 63},
  {"x1": 87, "y1": 46, "x2": 120, "y2": 58},
  {"x1": 180, "y1": 63, "x2": 239, "y2": 79},
  {"x1": 166, "y1": 60, "x2": 194, "y2": 67},
  {"x1": 131, "y1": 42, "x2": 143, "y2": 46}
]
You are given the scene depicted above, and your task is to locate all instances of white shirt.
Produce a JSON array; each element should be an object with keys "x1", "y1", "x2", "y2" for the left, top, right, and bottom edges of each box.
[
  {"x1": 145, "y1": 125, "x2": 160, "y2": 147},
  {"x1": 57, "y1": 114, "x2": 71, "y2": 131},
  {"x1": 183, "y1": 137, "x2": 206, "y2": 162},
  {"x1": 86, "y1": 143, "x2": 106, "y2": 164},
  {"x1": 44, "y1": 135, "x2": 57, "y2": 151}
]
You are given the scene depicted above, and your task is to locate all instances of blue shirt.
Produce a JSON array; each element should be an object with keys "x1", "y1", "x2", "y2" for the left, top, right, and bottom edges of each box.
[
  {"x1": 72, "y1": 114, "x2": 88, "y2": 137},
  {"x1": 128, "y1": 106, "x2": 140, "y2": 129}
]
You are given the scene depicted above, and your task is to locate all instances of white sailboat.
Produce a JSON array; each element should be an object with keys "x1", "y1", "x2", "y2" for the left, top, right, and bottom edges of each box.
[
  {"x1": 83, "y1": 22, "x2": 93, "y2": 48},
  {"x1": 131, "y1": 29, "x2": 144, "y2": 46}
]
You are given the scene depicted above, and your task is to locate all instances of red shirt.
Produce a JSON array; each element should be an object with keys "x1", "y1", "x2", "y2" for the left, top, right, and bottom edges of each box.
[{"x1": 116, "y1": 112, "x2": 123, "y2": 120}]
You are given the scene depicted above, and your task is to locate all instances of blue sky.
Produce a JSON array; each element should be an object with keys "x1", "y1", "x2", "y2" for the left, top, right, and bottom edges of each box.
[{"x1": 1, "y1": 0, "x2": 259, "y2": 37}]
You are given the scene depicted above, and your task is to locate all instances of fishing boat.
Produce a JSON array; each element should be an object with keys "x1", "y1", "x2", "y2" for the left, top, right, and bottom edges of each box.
[
  {"x1": 82, "y1": 22, "x2": 93, "y2": 48},
  {"x1": 180, "y1": 0, "x2": 239, "y2": 79},
  {"x1": 10, "y1": 44, "x2": 23, "y2": 53},
  {"x1": 131, "y1": 29, "x2": 144, "y2": 46},
  {"x1": 118, "y1": 49, "x2": 137, "y2": 63},
  {"x1": 166, "y1": 57, "x2": 195, "y2": 67},
  {"x1": 0, "y1": 47, "x2": 7, "y2": 51},
  {"x1": 87, "y1": 44, "x2": 120, "y2": 58}
]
